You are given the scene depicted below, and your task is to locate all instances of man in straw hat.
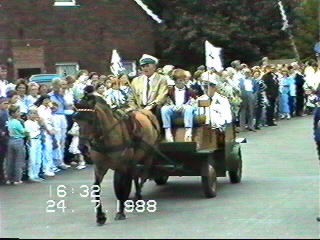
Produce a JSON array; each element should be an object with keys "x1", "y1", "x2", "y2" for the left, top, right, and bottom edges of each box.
[{"x1": 127, "y1": 54, "x2": 168, "y2": 112}]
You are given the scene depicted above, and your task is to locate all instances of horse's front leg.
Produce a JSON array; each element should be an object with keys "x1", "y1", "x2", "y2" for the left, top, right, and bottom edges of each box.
[
  {"x1": 133, "y1": 177, "x2": 142, "y2": 201},
  {"x1": 114, "y1": 170, "x2": 132, "y2": 220},
  {"x1": 94, "y1": 167, "x2": 108, "y2": 226}
]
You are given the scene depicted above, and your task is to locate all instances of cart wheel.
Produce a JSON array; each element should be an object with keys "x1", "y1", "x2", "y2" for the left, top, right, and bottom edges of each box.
[
  {"x1": 113, "y1": 170, "x2": 132, "y2": 200},
  {"x1": 201, "y1": 160, "x2": 217, "y2": 198},
  {"x1": 229, "y1": 148, "x2": 242, "y2": 184},
  {"x1": 154, "y1": 176, "x2": 169, "y2": 185}
]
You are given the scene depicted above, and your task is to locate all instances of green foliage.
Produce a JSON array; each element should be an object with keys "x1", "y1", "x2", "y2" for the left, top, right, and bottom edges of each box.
[
  {"x1": 142, "y1": 0, "x2": 302, "y2": 68},
  {"x1": 295, "y1": 0, "x2": 319, "y2": 61}
]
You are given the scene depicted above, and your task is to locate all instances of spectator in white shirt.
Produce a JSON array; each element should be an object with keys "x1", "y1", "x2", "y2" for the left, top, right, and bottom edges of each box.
[
  {"x1": 0, "y1": 65, "x2": 8, "y2": 97},
  {"x1": 25, "y1": 109, "x2": 43, "y2": 182}
]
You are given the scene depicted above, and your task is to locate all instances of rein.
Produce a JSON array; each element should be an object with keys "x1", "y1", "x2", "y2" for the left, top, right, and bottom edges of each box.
[{"x1": 76, "y1": 107, "x2": 135, "y2": 154}]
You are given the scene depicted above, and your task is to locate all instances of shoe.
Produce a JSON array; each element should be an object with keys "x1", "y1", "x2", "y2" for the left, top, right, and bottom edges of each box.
[
  {"x1": 165, "y1": 128, "x2": 174, "y2": 142},
  {"x1": 247, "y1": 128, "x2": 257, "y2": 132},
  {"x1": 286, "y1": 114, "x2": 291, "y2": 120},
  {"x1": 267, "y1": 123, "x2": 277, "y2": 126},
  {"x1": 5, "y1": 180, "x2": 11, "y2": 185},
  {"x1": 70, "y1": 161, "x2": 77, "y2": 166},
  {"x1": 29, "y1": 178, "x2": 43, "y2": 183},
  {"x1": 184, "y1": 135, "x2": 193, "y2": 142},
  {"x1": 44, "y1": 172, "x2": 55, "y2": 177},
  {"x1": 58, "y1": 164, "x2": 71, "y2": 170},
  {"x1": 76, "y1": 165, "x2": 87, "y2": 170},
  {"x1": 255, "y1": 126, "x2": 261, "y2": 130},
  {"x1": 53, "y1": 168, "x2": 61, "y2": 173},
  {"x1": 13, "y1": 181, "x2": 23, "y2": 185}
]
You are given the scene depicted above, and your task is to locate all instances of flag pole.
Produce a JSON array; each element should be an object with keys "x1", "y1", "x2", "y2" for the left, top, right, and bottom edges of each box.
[{"x1": 278, "y1": 1, "x2": 300, "y2": 62}]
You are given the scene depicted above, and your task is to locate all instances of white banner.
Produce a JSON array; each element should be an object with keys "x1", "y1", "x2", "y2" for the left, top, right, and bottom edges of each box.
[
  {"x1": 205, "y1": 40, "x2": 223, "y2": 72},
  {"x1": 110, "y1": 49, "x2": 124, "y2": 75}
]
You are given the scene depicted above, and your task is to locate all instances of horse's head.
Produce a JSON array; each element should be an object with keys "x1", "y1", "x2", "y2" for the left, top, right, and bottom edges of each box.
[{"x1": 73, "y1": 88, "x2": 98, "y2": 145}]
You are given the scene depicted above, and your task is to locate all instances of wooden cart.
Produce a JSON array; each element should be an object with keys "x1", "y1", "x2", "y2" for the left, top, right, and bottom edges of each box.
[{"x1": 133, "y1": 123, "x2": 246, "y2": 198}]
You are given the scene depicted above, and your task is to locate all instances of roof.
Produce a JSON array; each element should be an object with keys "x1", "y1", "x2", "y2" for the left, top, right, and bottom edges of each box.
[{"x1": 133, "y1": 0, "x2": 163, "y2": 24}]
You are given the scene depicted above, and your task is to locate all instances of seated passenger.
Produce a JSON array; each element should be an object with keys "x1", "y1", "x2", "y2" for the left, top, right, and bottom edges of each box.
[
  {"x1": 127, "y1": 54, "x2": 168, "y2": 113},
  {"x1": 161, "y1": 69, "x2": 197, "y2": 142},
  {"x1": 197, "y1": 78, "x2": 233, "y2": 129}
]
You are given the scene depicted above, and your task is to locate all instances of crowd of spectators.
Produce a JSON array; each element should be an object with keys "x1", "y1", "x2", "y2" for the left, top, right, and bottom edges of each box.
[{"x1": 0, "y1": 56, "x2": 317, "y2": 185}]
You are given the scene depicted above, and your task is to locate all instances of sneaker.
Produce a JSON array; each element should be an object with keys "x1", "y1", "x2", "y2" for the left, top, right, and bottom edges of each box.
[
  {"x1": 76, "y1": 165, "x2": 87, "y2": 170},
  {"x1": 58, "y1": 164, "x2": 71, "y2": 170},
  {"x1": 44, "y1": 172, "x2": 55, "y2": 177},
  {"x1": 29, "y1": 178, "x2": 43, "y2": 183},
  {"x1": 13, "y1": 181, "x2": 23, "y2": 185},
  {"x1": 70, "y1": 161, "x2": 78, "y2": 166},
  {"x1": 5, "y1": 180, "x2": 11, "y2": 185},
  {"x1": 53, "y1": 168, "x2": 61, "y2": 173}
]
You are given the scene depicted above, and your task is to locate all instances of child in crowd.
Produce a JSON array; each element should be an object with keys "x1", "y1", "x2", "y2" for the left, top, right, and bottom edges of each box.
[
  {"x1": 5, "y1": 105, "x2": 27, "y2": 185},
  {"x1": 68, "y1": 121, "x2": 86, "y2": 170},
  {"x1": 0, "y1": 97, "x2": 9, "y2": 182},
  {"x1": 105, "y1": 78, "x2": 128, "y2": 109},
  {"x1": 35, "y1": 95, "x2": 56, "y2": 177},
  {"x1": 24, "y1": 108, "x2": 43, "y2": 182}
]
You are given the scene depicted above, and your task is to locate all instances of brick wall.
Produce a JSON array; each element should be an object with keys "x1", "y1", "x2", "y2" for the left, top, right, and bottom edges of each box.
[{"x1": 0, "y1": 0, "x2": 156, "y2": 80}]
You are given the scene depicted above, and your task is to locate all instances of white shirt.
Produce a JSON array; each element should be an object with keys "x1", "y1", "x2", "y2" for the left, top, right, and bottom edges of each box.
[
  {"x1": 0, "y1": 80, "x2": 7, "y2": 97},
  {"x1": 143, "y1": 73, "x2": 156, "y2": 106},
  {"x1": 37, "y1": 105, "x2": 53, "y2": 131},
  {"x1": 244, "y1": 79, "x2": 253, "y2": 92},
  {"x1": 174, "y1": 87, "x2": 186, "y2": 106},
  {"x1": 197, "y1": 93, "x2": 232, "y2": 128},
  {"x1": 25, "y1": 119, "x2": 41, "y2": 138},
  {"x1": 232, "y1": 71, "x2": 243, "y2": 88}
]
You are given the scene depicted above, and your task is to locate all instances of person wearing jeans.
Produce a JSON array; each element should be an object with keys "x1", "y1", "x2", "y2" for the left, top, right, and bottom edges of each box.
[
  {"x1": 25, "y1": 109, "x2": 43, "y2": 182},
  {"x1": 161, "y1": 69, "x2": 197, "y2": 142},
  {"x1": 5, "y1": 105, "x2": 27, "y2": 185}
]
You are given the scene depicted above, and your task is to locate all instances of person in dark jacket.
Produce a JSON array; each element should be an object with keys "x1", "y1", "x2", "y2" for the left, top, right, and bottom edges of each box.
[
  {"x1": 294, "y1": 66, "x2": 305, "y2": 116},
  {"x1": 262, "y1": 66, "x2": 279, "y2": 126},
  {"x1": 312, "y1": 103, "x2": 320, "y2": 222}
]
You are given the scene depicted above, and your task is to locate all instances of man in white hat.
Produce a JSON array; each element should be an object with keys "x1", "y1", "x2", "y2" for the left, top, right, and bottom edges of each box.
[
  {"x1": 197, "y1": 78, "x2": 232, "y2": 129},
  {"x1": 128, "y1": 54, "x2": 168, "y2": 112}
]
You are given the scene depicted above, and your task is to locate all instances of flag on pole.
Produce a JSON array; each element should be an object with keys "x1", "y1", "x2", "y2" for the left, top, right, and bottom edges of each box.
[
  {"x1": 205, "y1": 40, "x2": 223, "y2": 72},
  {"x1": 278, "y1": 1, "x2": 289, "y2": 31},
  {"x1": 110, "y1": 49, "x2": 124, "y2": 75}
]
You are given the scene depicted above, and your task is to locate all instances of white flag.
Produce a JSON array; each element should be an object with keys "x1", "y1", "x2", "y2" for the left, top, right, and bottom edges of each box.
[
  {"x1": 205, "y1": 40, "x2": 223, "y2": 72},
  {"x1": 110, "y1": 49, "x2": 124, "y2": 75}
]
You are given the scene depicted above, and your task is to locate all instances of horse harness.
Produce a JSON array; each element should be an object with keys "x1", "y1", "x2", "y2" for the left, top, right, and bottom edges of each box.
[{"x1": 77, "y1": 107, "x2": 146, "y2": 155}]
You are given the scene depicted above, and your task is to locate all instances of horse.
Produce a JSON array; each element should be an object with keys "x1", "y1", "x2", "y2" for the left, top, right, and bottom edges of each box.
[{"x1": 73, "y1": 92, "x2": 161, "y2": 225}]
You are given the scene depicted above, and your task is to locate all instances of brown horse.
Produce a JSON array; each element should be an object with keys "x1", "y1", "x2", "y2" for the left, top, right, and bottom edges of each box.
[{"x1": 73, "y1": 92, "x2": 161, "y2": 225}]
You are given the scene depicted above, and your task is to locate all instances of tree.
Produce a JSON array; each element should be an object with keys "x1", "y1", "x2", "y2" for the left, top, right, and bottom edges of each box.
[{"x1": 143, "y1": 0, "x2": 300, "y2": 69}]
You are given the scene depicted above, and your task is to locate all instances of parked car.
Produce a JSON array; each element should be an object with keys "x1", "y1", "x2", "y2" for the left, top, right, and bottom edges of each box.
[{"x1": 29, "y1": 74, "x2": 62, "y2": 85}]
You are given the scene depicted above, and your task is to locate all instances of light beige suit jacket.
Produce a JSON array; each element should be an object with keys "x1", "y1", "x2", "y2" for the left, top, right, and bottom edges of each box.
[{"x1": 128, "y1": 73, "x2": 168, "y2": 109}]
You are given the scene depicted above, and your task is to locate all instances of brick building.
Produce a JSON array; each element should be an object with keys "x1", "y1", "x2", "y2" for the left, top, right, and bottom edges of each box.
[{"x1": 0, "y1": 0, "x2": 157, "y2": 81}]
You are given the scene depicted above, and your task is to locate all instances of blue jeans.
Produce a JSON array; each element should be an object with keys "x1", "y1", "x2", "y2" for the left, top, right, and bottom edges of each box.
[
  {"x1": 41, "y1": 132, "x2": 54, "y2": 173},
  {"x1": 161, "y1": 105, "x2": 196, "y2": 128},
  {"x1": 28, "y1": 138, "x2": 42, "y2": 179}
]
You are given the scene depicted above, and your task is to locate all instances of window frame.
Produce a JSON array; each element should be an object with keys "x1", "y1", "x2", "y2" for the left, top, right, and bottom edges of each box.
[
  {"x1": 55, "y1": 62, "x2": 80, "y2": 76},
  {"x1": 53, "y1": 0, "x2": 77, "y2": 7}
]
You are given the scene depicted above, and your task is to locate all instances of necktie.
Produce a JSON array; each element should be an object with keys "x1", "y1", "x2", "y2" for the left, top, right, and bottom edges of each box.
[{"x1": 146, "y1": 78, "x2": 151, "y2": 102}]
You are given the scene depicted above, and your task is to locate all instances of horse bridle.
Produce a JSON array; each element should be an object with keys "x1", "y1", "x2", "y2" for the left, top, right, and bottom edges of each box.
[{"x1": 75, "y1": 107, "x2": 135, "y2": 154}]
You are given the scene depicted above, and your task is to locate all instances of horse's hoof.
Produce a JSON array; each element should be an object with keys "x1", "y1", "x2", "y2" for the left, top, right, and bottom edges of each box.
[
  {"x1": 114, "y1": 213, "x2": 126, "y2": 221},
  {"x1": 96, "y1": 215, "x2": 107, "y2": 226}
]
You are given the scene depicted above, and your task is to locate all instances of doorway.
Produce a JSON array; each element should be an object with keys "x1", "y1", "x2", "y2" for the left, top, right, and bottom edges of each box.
[{"x1": 18, "y1": 68, "x2": 41, "y2": 80}]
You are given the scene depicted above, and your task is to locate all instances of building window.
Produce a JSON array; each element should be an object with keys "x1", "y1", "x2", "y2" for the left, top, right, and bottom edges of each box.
[
  {"x1": 54, "y1": 0, "x2": 77, "y2": 6},
  {"x1": 56, "y1": 62, "x2": 79, "y2": 77}
]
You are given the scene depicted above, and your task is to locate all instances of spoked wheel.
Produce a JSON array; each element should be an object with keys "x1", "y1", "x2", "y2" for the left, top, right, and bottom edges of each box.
[
  {"x1": 228, "y1": 148, "x2": 242, "y2": 184},
  {"x1": 154, "y1": 176, "x2": 169, "y2": 185},
  {"x1": 201, "y1": 156, "x2": 217, "y2": 198},
  {"x1": 113, "y1": 170, "x2": 132, "y2": 200}
]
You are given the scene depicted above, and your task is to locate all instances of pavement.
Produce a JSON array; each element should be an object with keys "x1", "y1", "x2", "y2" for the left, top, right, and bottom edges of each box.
[{"x1": 0, "y1": 115, "x2": 319, "y2": 239}]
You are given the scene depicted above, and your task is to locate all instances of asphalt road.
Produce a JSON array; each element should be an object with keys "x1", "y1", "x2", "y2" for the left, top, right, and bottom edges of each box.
[{"x1": 0, "y1": 115, "x2": 319, "y2": 239}]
